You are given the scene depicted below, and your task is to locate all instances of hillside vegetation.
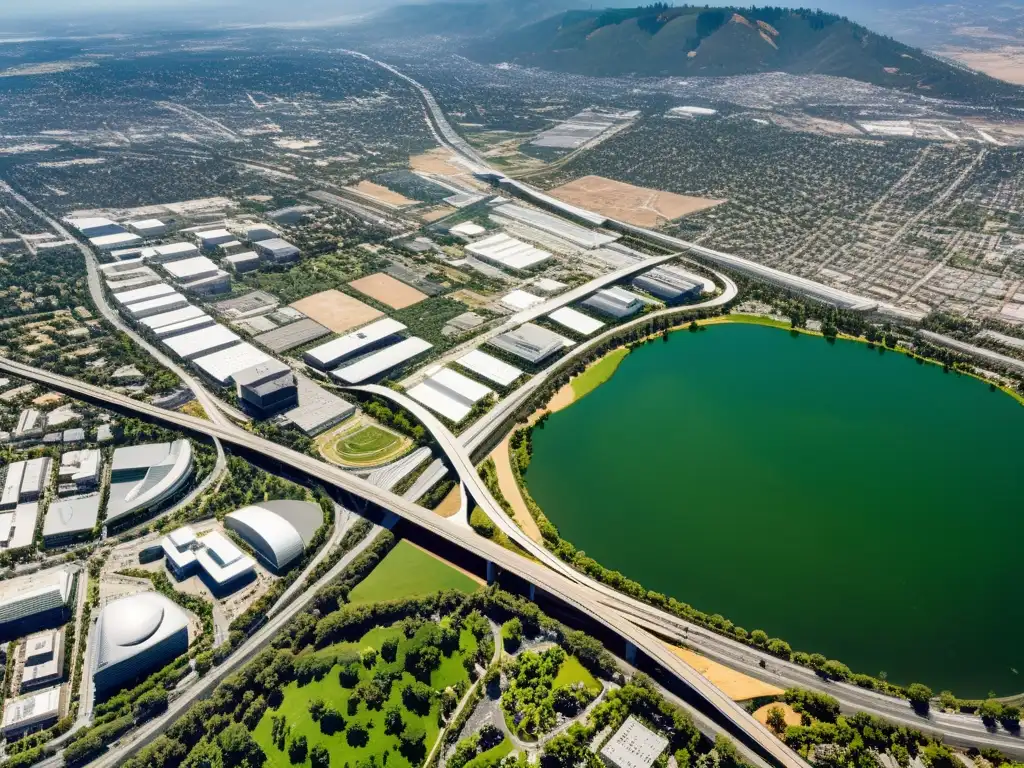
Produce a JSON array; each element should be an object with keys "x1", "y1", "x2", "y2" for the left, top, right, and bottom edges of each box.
[{"x1": 464, "y1": 3, "x2": 1023, "y2": 102}]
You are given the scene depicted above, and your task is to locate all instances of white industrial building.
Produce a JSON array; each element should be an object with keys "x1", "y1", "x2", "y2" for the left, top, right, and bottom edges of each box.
[
  {"x1": 105, "y1": 270, "x2": 162, "y2": 292},
  {"x1": 0, "y1": 567, "x2": 72, "y2": 637},
  {"x1": 582, "y1": 287, "x2": 646, "y2": 318},
  {"x1": 57, "y1": 449, "x2": 101, "y2": 495},
  {"x1": 106, "y1": 440, "x2": 193, "y2": 526},
  {"x1": 14, "y1": 408, "x2": 43, "y2": 439},
  {"x1": 255, "y1": 238, "x2": 300, "y2": 264},
  {"x1": 548, "y1": 307, "x2": 606, "y2": 336},
  {"x1": 600, "y1": 717, "x2": 669, "y2": 768},
  {"x1": 466, "y1": 233, "x2": 553, "y2": 273},
  {"x1": 449, "y1": 222, "x2": 487, "y2": 239},
  {"x1": 632, "y1": 265, "x2": 713, "y2": 302},
  {"x1": 163, "y1": 255, "x2": 220, "y2": 282},
  {"x1": 113, "y1": 282, "x2": 175, "y2": 307},
  {"x1": 194, "y1": 228, "x2": 235, "y2": 249},
  {"x1": 20, "y1": 629, "x2": 65, "y2": 691},
  {"x1": 64, "y1": 217, "x2": 123, "y2": 238},
  {"x1": 244, "y1": 224, "x2": 279, "y2": 242},
  {"x1": 161, "y1": 527, "x2": 255, "y2": 593},
  {"x1": 153, "y1": 314, "x2": 217, "y2": 340},
  {"x1": 91, "y1": 232, "x2": 142, "y2": 251},
  {"x1": 331, "y1": 337, "x2": 433, "y2": 384},
  {"x1": 225, "y1": 500, "x2": 323, "y2": 572},
  {"x1": 124, "y1": 292, "x2": 189, "y2": 320},
  {"x1": 178, "y1": 271, "x2": 232, "y2": 296},
  {"x1": 456, "y1": 350, "x2": 523, "y2": 387},
  {"x1": 43, "y1": 495, "x2": 100, "y2": 547},
  {"x1": 142, "y1": 242, "x2": 198, "y2": 264},
  {"x1": 304, "y1": 318, "x2": 407, "y2": 370},
  {"x1": 126, "y1": 219, "x2": 167, "y2": 237},
  {"x1": 139, "y1": 305, "x2": 205, "y2": 331},
  {"x1": 99, "y1": 257, "x2": 145, "y2": 275},
  {"x1": 0, "y1": 461, "x2": 26, "y2": 510},
  {"x1": 2, "y1": 686, "x2": 63, "y2": 737},
  {"x1": 163, "y1": 324, "x2": 241, "y2": 361},
  {"x1": 93, "y1": 592, "x2": 189, "y2": 695},
  {"x1": 19, "y1": 457, "x2": 51, "y2": 503},
  {"x1": 192, "y1": 343, "x2": 272, "y2": 386},
  {"x1": 493, "y1": 204, "x2": 619, "y2": 249},
  {"x1": 500, "y1": 290, "x2": 544, "y2": 312},
  {"x1": 408, "y1": 368, "x2": 493, "y2": 423},
  {"x1": 532, "y1": 278, "x2": 568, "y2": 295},
  {"x1": 225, "y1": 251, "x2": 260, "y2": 273},
  {"x1": 1, "y1": 503, "x2": 38, "y2": 551},
  {"x1": 488, "y1": 323, "x2": 571, "y2": 365}
]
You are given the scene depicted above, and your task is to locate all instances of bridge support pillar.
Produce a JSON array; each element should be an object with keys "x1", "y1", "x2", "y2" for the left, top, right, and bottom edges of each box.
[
  {"x1": 487, "y1": 560, "x2": 497, "y2": 585},
  {"x1": 529, "y1": 583, "x2": 536, "y2": 602},
  {"x1": 625, "y1": 641, "x2": 637, "y2": 666}
]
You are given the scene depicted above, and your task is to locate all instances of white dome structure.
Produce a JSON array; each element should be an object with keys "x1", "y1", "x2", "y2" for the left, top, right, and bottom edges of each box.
[
  {"x1": 225, "y1": 500, "x2": 322, "y2": 572},
  {"x1": 94, "y1": 592, "x2": 188, "y2": 695}
]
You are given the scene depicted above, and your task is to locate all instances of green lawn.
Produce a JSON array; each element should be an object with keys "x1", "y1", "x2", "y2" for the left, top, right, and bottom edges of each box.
[
  {"x1": 571, "y1": 348, "x2": 629, "y2": 401},
  {"x1": 724, "y1": 313, "x2": 793, "y2": 330},
  {"x1": 254, "y1": 623, "x2": 479, "y2": 768},
  {"x1": 338, "y1": 425, "x2": 402, "y2": 460},
  {"x1": 553, "y1": 655, "x2": 601, "y2": 695},
  {"x1": 348, "y1": 540, "x2": 481, "y2": 605},
  {"x1": 465, "y1": 736, "x2": 513, "y2": 768}
]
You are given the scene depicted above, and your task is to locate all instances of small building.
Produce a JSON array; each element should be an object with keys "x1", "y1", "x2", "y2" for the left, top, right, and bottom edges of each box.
[
  {"x1": 161, "y1": 526, "x2": 198, "y2": 579},
  {"x1": 93, "y1": 592, "x2": 189, "y2": 695},
  {"x1": 21, "y1": 629, "x2": 65, "y2": 691},
  {"x1": 532, "y1": 278, "x2": 568, "y2": 296},
  {"x1": 488, "y1": 323, "x2": 570, "y2": 365},
  {"x1": 548, "y1": 307, "x2": 605, "y2": 337},
  {"x1": 254, "y1": 238, "x2": 300, "y2": 264},
  {"x1": 582, "y1": 287, "x2": 645, "y2": 319},
  {"x1": 1, "y1": 685, "x2": 63, "y2": 738},
  {"x1": 225, "y1": 251, "x2": 260, "y2": 273},
  {"x1": 500, "y1": 290, "x2": 544, "y2": 312},
  {"x1": 331, "y1": 337, "x2": 433, "y2": 385},
  {"x1": 600, "y1": 716, "x2": 669, "y2": 768},
  {"x1": 225, "y1": 500, "x2": 322, "y2": 572},
  {"x1": 0, "y1": 568, "x2": 72, "y2": 639},
  {"x1": 448, "y1": 221, "x2": 486, "y2": 239},
  {"x1": 304, "y1": 318, "x2": 407, "y2": 371},
  {"x1": 267, "y1": 205, "x2": 317, "y2": 225},
  {"x1": 14, "y1": 409, "x2": 43, "y2": 440},
  {"x1": 62, "y1": 428, "x2": 85, "y2": 445},
  {"x1": 43, "y1": 495, "x2": 100, "y2": 547},
  {"x1": 194, "y1": 228, "x2": 235, "y2": 249},
  {"x1": 57, "y1": 449, "x2": 101, "y2": 495},
  {"x1": 95, "y1": 424, "x2": 114, "y2": 443},
  {"x1": 126, "y1": 219, "x2": 167, "y2": 237},
  {"x1": 234, "y1": 360, "x2": 297, "y2": 417}
]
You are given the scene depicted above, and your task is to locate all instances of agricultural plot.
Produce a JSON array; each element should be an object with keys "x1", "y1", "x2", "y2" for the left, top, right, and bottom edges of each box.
[
  {"x1": 290, "y1": 290, "x2": 384, "y2": 334},
  {"x1": 547, "y1": 175, "x2": 726, "y2": 228},
  {"x1": 348, "y1": 540, "x2": 482, "y2": 605},
  {"x1": 349, "y1": 273, "x2": 428, "y2": 310}
]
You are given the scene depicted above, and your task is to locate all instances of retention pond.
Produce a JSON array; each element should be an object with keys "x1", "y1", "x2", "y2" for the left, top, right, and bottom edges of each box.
[{"x1": 525, "y1": 322, "x2": 1024, "y2": 696}]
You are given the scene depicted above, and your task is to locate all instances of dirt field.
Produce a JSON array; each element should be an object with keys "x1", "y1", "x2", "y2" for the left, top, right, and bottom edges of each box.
[
  {"x1": 548, "y1": 174, "x2": 726, "y2": 227},
  {"x1": 489, "y1": 437, "x2": 543, "y2": 543},
  {"x1": 346, "y1": 180, "x2": 417, "y2": 208},
  {"x1": 289, "y1": 289, "x2": 383, "y2": 333},
  {"x1": 349, "y1": 272, "x2": 428, "y2": 310},
  {"x1": 664, "y1": 644, "x2": 784, "y2": 701},
  {"x1": 940, "y1": 46, "x2": 1024, "y2": 85},
  {"x1": 419, "y1": 205, "x2": 457, "y2": 223},
  {"x1": 434, "y1": 484, "x2": 462, "y2": 519},
  {"x1": 753, "y1": 702, "x2": 802, "y2": 730},
  {"x1": 409, "y1": 148, "x2": 489, "y2": 191}
]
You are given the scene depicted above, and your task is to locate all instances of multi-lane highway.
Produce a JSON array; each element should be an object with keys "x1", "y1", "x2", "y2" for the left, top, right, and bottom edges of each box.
[{"x1": 0, "y1": 354, "x2": 806, "y2": 768}]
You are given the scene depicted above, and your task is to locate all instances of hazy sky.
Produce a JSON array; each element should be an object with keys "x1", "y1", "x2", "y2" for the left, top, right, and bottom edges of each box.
[{"x1": 0, "y1": 0, "x2": 386, "y2": 21}]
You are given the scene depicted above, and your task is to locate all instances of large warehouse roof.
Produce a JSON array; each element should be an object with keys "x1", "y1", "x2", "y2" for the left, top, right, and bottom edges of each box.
[
  {"x1": 457, "y1": 350, "x2": 523, "y2": 387},
  {"x1": 153, "y1": 314, "x2": 216, "y2": 339},
  {"x1": 113, "y1": 282, "x2": 174, "y2": 306},
  {"x1": 466, "y1": 233, "x2": 552, "y2": 273},
  {"x1": 331, "y1": 337, "x2": 433, "y2": 384},
  {"x1": 488, "y1": 323, "x2": 571, "y2": 364},
  {"x1": 500, "y1": 290, "x2": 544, "y2": 312},
  {"x1": 43, "y1": 495, "x2": 100, "y2": 541},
  {"x1": 548, "y1": 307, "x2": 605, "y2": 336},
  {"x1": 304, "y1": 318, "x2": 407, "y2": 370},
  {"x1": 407, "y1": 368, "x2": 492, "y2": 423},
  {"x1": 163, "y1": 256, "x2": 220, "y2": 281},
  {"x1": 124, "y1": 292, "x2": 189, "y2": 320},
  {"x1": 139, "y1": 305, "x2": 207, "y2": 331},
  {"x1": 225, "y1": 503, "x2": 313, "y2": 570},
  {"x1": 192, "y1": 343, "x2": 272, "y2": 386},
  {"x1": 492, "y1": 203, "x2": 618, "y2": 249},
  {"x1": 0, "y1": 567, "x2": 71, "y2": 628},
  {"x1": 163, "y1": 324, "x2": 240, "y2": 360}
]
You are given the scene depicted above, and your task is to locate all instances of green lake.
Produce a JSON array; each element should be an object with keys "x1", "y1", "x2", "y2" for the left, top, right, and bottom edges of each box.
[{"x1": 524, "y1": 322, "x2": 1024, "y2": 696}]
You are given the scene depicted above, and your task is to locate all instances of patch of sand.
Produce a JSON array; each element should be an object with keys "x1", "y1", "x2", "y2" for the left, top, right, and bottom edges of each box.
[
  {"x1": 665, "y1": 644, "x2": 784, "y2": 701},
  {"x1": 289, "y1": 289, "x2": 383, "y2": 334},
  {"x1": 404, "y1": 539, "x2": 485, "y2": 585},
  {"x1": 32, "y1": 392, "x2": 64, "y2": 406},
  {"x1": 434, "y1": 483, "x2": 463, "y2": 519},
  {"x1": 419, "y1": 206, "x2": 457, "y2": 223},
  {"x1": 409, "y1": 148, "x2": 489, "y2": 191},
  {"x1": 349, "y1": 272, "x2": 428, "y2": 310},
  {"x1": 489, "y1": 437, "x2": 543, "y2": 544},
  {"x1": 347, "y1": 180, "x2": 417, "y2": 208},
  {"x1": 939, "y1": 46, "x2": 1024, "y2": 85},
  {"x1": 547, "y1": 175, "x2": 725, "y2": 228},
  {"x1": 753, "y1": 702, "x2": 802, "y2": 730}
]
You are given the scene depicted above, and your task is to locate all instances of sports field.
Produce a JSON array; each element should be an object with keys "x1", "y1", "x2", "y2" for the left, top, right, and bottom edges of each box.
[
  {"x1": 289, "y1": 289, "x2": 383, "y2": 334},
  {"x1": 348, "y1": 540, "x2": 482, "y2": 605},
  {"x1": 317, "y1": 420, "x2": 410, "y2": 467},
  {"x1": 253, "y1": 621, "x2": 478, "y2": 768},
  {"x1": 349, "y1": 272, "x2": 428, "y2": 310},
  {"x1": 547, "y1": 174, "x2": 726, "y2": 227}
]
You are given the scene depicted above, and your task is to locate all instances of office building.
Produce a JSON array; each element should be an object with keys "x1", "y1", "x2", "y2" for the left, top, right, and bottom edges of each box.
[
  {"x1": 192, "y1": 343, "x2": 271, "y2": 386},
  {"x1": 20, "y1": 629, "x2": 65, "y2": 691},
  {"x1": 225, "y1": 500, "x2": 323, "y2": 572},
  {"x1": 1, "y1": 686, "x2": 63, "y2": 737},
  {"x1": 106, "y1": 440, "x2": 193, "y2": 526},
  {"x1": 93, "y1": 592, "x2": 189, "y2": 695},
  {"x1": 19, "y1": 457, "x2": 51, "y2": 503},
  {"x1": 0, "y1": 568, "x2": 72, "y2": 638},
  {"x1": 234, "y1": 359, "x2": 297, "y2": 417},
  {"x1": 57, "y1": 449, "x2": 101, "y2": 495},
  {"x1": 488, "y1": 323, "x2": 570, "y2": 365},
  {"x1": 43, "y1": 495, "x2": 100, "y2": 547}
]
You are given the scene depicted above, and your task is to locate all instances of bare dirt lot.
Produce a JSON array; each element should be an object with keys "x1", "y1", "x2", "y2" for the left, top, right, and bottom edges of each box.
[
  {"x1": 289, "y1": 289, "x2": 383, "y2": 333},
  {"x1": 664, "y1": 644, "x2": 783, "y2": 701},
  {"x1": 409, "y1": 148, "x2": 489, "y2": 191},
  {"x1": 939, "y1": 46, "x2": 1024, "y2": 85},
  {"x1": 349, "y1": 272, "x2": 428, "y2": 310},
  {"x1": 547, "y1": 175, "x2": 726, "y2": 227},
  {"x1": 346, "y1": 180, "x2": 417, "y2": 208}
]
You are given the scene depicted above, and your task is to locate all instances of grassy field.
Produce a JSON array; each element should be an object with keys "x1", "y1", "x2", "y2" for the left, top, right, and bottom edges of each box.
[
  {"x1": 552, "y1": 655, "x2": 601, "y2": 694},
  {"x1": 318, "y1": 420, "x2": 409, "y2": 467},
  {"x1": 715, "y1": 313, "x2": 793, "y2": 330},
  {"x1": 253, "y1": 622, "x2": 478, "y2": 768},
  {"x1": 465, "y1": 736, "x2": 513, "y2": 768},
  {"x1": 571, "y1": 348, "x2": 629, "y2": 401},
  {"x1": 348, "y1": 540, "x2": 481, "y2": 605}
]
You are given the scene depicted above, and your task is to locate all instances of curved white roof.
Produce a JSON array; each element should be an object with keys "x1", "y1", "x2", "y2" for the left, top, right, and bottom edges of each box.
[
  {"x1": 95, "y1": 592, "x2": 188, "y2": 672},
  {"x1": 225, "y1": 504, "x2": 305, "y2": 570}
]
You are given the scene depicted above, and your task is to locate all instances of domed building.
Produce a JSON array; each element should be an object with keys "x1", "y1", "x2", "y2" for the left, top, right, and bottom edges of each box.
[
  {"x1": 225, "y1": 499, "x2": 323, "y2": 572},
  {"x1": 93, "y1": 592, "x2": 188, "y2": 695}
]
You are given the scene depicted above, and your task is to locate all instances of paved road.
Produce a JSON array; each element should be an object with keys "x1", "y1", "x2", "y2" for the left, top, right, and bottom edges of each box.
[{"x1": 0, "y1": 355, "x2": 804, "y2": 768}]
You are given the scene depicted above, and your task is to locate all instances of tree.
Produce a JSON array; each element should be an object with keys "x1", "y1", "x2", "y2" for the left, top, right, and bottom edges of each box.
[
  {"x1": 766, "y1": 705, "x2": 787, "y2": 734},
  {"x1": 339, "y1": 663, "x2": 360, "y2": 688},
  {"x1": 502, "y1": 618, "x2": 523, "y2": 651},
  {"x1": 979, "y1": 698, "x2": 1004, "y2": 724},
  {"x1": 381, "y1": 637, "x2": 400, "y2": 663},
  {"x1": 399, "y1": 722, "x2": 427, "y2": 762},
  {"x1": 288, "y1": 735, "x2": 308, "y2": 765},
  {"x1": 218, "y1": 723, "x2": 266, "y2": 767},
  {"x1": 182, "y1": 739, "x2": 224, "y2": 768},
  {"x1": 906, "y1": 683, "x2": 932, "y2": 713},
  {"x1": 402, "y1": 681, "x2": 433, "y2": 715},
  {"x1": 309, "y1": 698, "x2": 326, "y2": 721},
  {"x1": 360, "y1": 647, "x2": 378, "y2": 668},
  {"x1": 385, "y1": 706, "x2": 404, "y2": 735},
  {"x1": 750, "y1": 629, "x2": 768, "y2": 646},
  {"x1": 310, "y1": 743, "x2": 331, "y2": 768}
]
